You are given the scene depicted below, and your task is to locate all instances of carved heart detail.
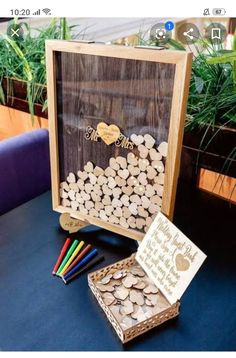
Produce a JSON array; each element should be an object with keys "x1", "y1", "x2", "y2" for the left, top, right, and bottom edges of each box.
[
  {"x1": 175, "y1": 254, "x2": 190, "y2": 271},
  {"x1": 97, "y1": 122, "x2": 120, "y2": 145}
]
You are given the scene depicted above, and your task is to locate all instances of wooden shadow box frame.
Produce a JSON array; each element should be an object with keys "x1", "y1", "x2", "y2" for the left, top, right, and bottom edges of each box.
[{"x1": 46, "y1": 41, "x2": 192, "y2": 241}]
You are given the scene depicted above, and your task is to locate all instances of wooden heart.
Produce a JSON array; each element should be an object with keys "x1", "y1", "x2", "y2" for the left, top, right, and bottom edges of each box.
[
  {"x1": 114, "y1": 286, "x2": 129, "y2": 300},
  {"x1": 127, "y1": 216, "x2": 136, "y2": 228},
  {"x1": 103, "y1": 292, "x2": 115, "y2": 306},
  {"x1": 112, "y1": 198, "x2": 122, "y2": 208},
  {"x1": 85, "y1": 201, "x2": 94, "y2": 210},
  {"x1": 102, "y1": 184, "x2": 112, "y2": 196},
  {"x1": 105, "y1": 167, "x2": 116, "y2": 177},
  {"x1": 60, "y1": 189, "x2": 68, "y2": 199},
  {"x1": 91, "y1": 192, "x2": 100, "y2": 202},
  {"x1": 109, "y1": 157, "x2": 120, "y2": 171},
  {"x1": 119, "y1": 217, "x2": 129, "y2": 228},
  {"x1": 175, "y1": 254, "x2": 190, "y2": 271},
  {"x1": 138, "y1": 206, "x2": 148, "y2": 218},
  {"x1": 88, "y1": 173, "x2": 97, "y2": 185},
  {"x1": 67, "y1": 172, "x2": 76, "y2": 183},
  {"x1": 130, "y1": 134, "x2": 144, "y2": 146},
  {"x1": 94, "y1": 166, "x2": 104, "y2": 176},
  {"x1": 122, "y1": 299, "x2": 134, "y2": 315},
  {"x1": 120, "y1": 194, "x2": 129, "y2": 207},
  {"x1": 144, "y1": 134, "x2": 155, "y2": 149},
  {"x1": 128, "y1": 165, "x2": 140, "y2": 176},
  {"x1": 107, "y1": 177, "x2": 116, "y2": 189},
  {"x1": 109, "y1": 215, "x2": 119, "y2": 224},
  {"x1": 60, "y1": 181, "x2": 70, "y2": 191},
  {"x1": 118, "y1": 169, "x2": 129, "y2": 180},
  {"x1": 84, "y1": 161, "x2": 94, "y2": 173},
  {"x1": 127, "y1": 152, "x2": 138, "y2": 166},
  {"x1": 113, "y1": 187, "x2": 122, "y2": 198},
  {"x1": 69, "y1": 183, "x2": 79, "y2": 192},
  {"x1": 99, "y1": 210, "x2": 108, "y2": 221},
  {"x1": 122, "y1": 207, "x2": 132, "y2": 219},
  {"x1": 97, "y1": 122, "x2": 120, "y2": 145},
  {"x1": 122, "y1": 275, "x2": 138, "y2": 288},
  {"x1": 97, "y1": 175, "x2": 107, "y2": 186},
  {"x1": 77, "y1": 170, "x2": 88, "y2": 181},
  {"x1": 130, "y1": 194, "x2": 141, "y2": 205},
  {"x1": 59, "y1": 213, "x2": 88, "y2": 233},
  {"x1": 129, "y1": 289, "x2": 144, "y2": 305},
  {"x1": 113, "y1": 207, "x2": 122, "y2": 218},
  {"x1": 138, "y1": 144, "x2": 149, "y2": 159},
  {"x1": 116, "y1": 156, "x2": 127, "y2": 169},
  {"x1": 95, "y1": 202, "x2": 104, "y2": 211},
  {"x1": 143, "y1": 284, "x2": 158, "y2": 294},
  {"x1": 102, "y1": 195, "x2": 112, "y2": 205},
  {"x1": 158, "y1": 141, "x2": 168, "y2": 157},
  {"x1": 68, "y1": 190, "x2": 75, "y2": 201},
  {"x1": 122, "y1": 186, "x2": 133, "y2": 196},
  {"x1": 129, "y1": 202, "x2": 138, "y2": 215},
  {"x1": 149, "y1": 148, "x2": 162, "y2": 161}
]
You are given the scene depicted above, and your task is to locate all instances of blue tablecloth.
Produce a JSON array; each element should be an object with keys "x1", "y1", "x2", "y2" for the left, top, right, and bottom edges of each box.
[{"x1": 0, "y1": 188, "x2": 235, "y2": 351}]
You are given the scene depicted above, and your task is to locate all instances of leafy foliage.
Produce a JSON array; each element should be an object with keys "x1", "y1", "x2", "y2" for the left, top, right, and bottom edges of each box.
[
  {"x1": 187, "y1": 51, "x2": 236, "y2": 131},
  {"x1": 0, "y1": 18, "x2": 84, "y2": 118}
]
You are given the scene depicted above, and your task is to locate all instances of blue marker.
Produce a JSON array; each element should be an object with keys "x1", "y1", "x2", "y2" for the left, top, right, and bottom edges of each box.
[{"x1": 63, "y1": 248, "x2": 98, "y2": 280}]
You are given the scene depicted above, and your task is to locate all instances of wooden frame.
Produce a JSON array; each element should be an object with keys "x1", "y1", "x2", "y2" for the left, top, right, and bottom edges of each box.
[{"x1": 46, "y1": 40, "x2": 192, "y2": 241}]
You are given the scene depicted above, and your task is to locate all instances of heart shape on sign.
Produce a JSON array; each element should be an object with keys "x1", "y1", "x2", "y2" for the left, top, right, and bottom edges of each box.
[
  {"x1": 175, "y1": 253, "x2": 190, "y2": 271},
  {"x1": 97, "y1": 122, "x2": 120, "y2": 145}
]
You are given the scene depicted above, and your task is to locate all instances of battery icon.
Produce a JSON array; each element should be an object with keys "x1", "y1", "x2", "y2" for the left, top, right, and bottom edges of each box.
[{"x1": 212, "y1": 8, "x2": 226, "y2": 16}]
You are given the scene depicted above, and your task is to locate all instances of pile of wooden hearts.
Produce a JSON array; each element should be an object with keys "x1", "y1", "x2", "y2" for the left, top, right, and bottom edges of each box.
[
  {"x1": 95, "y1": 264, "x2": 169, "y2": 329},
  {"x1": 59, "y1": 133, "x2": 167, "y2": 233}
]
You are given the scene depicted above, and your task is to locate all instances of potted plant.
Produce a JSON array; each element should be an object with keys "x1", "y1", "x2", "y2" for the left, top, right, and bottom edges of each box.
[
  {"x1": 0, "y1": 18, "x2": 84, "y2": 140},
  {"x1": 134, "y1": 28, "x2": 236, "y2": 201}
]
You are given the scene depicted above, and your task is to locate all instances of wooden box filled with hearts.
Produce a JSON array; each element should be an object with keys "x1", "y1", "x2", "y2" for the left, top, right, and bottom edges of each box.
[
  {"x1": 46, "y1": 41, "x2": 192, "y2": 240},
  {"x1": 88, "y1": 212, "x2": 206, "y2": 343}
]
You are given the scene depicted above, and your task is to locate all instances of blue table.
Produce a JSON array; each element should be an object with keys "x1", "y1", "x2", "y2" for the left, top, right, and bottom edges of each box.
[{"x1": 0, "y1": 187, "x2": 235, "y2": 351}]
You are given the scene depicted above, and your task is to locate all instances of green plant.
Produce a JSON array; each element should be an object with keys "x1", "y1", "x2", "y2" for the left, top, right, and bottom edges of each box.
[
  {"x1": 0, "y1": 18, "x2": 84, "y2": 120},
  {"x1": 187, "y1": 51, "x2": 236, "y2": 131},
  {"x1": 135, "y1": 27, "x2": 236, "y2": 132},
  {"x1": 135, "y1": 26, "x2": 236, "y2": 198}
]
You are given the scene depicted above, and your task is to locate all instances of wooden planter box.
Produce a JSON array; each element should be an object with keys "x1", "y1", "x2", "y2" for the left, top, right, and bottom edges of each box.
[
  {"x1": 1, "y1": 77, "x2": 48, "y2": 118},
  {"x1": 182, "y1": 125, "x2": 236, "y2": 178},
  {"x1": 0, "y1": 78, "x2": 48, "y2": 140},
  {"x1": 181, "y1": 125, "x2": 236, "y2": 203}
]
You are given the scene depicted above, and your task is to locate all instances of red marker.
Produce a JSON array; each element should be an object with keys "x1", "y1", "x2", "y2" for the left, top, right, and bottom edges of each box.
[
  {"x1": 62, "y1": 244, "x2": 92, "y2": 276},
  {"x1": 52, "y1": 238, "x2": 71, "y2": 275}
]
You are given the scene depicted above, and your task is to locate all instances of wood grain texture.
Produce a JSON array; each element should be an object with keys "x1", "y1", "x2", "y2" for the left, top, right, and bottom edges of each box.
[
  {"x1": 0, "y1": 105, "x2": 48, "y2": 141},
  {"x1": 55, "y1": 52, "x2": 175, "y2": 180}
]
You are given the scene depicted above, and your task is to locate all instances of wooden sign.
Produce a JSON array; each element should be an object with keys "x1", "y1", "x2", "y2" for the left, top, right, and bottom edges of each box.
[
  {"x1": 59, "y1": 213, "x2": 89, "y2": 233},
  {"x1": 46, "y1": 41, "x2": 192, "y2": 240},
  {"x1": 97, "y1": 122, "x2": 120, "y2": 145},
  {"x1": 136, "y1": 212, "x2": 207, "y2": 304}
]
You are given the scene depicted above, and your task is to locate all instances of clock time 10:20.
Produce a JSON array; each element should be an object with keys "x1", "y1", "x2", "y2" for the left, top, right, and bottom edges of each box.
[{"x1": 10, "y1": 9, "x2": 31, "y2": 16}]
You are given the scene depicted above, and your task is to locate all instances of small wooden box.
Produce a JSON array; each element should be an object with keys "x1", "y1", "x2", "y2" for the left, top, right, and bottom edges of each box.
[
  {"x1": 88, "y1": 253, "x2": 180, "y2": 343},
  {"x1": 46, "y1": 41, "x2": 192, "y2": 241}
]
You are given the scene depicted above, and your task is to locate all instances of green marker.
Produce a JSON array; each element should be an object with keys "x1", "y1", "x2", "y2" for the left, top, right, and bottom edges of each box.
[{"x1": 56, "y1": 240, "x2": 79, "y2": 275}]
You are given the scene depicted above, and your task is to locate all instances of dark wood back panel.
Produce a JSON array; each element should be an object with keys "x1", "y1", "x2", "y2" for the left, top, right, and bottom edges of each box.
[{"x1": 55, "y1": 52, "x2": 176, "y2": 181}]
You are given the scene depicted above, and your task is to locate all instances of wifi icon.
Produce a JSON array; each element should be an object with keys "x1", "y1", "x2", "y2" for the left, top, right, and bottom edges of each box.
[{"x1": 42, "y1": 8, "x2": 51, "y2": 15}]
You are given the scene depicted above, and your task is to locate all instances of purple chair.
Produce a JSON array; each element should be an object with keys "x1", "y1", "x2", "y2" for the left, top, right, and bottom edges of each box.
[{"x1": 0, "y1": 129, "x2": 51, "y2": 215}]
